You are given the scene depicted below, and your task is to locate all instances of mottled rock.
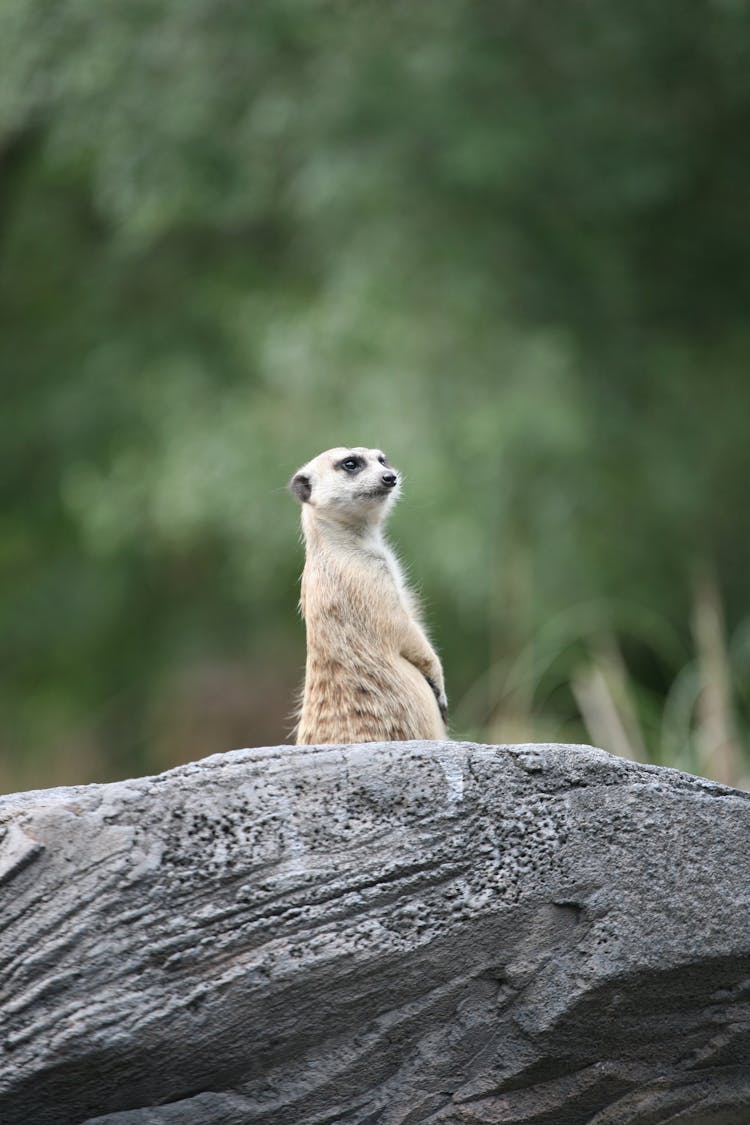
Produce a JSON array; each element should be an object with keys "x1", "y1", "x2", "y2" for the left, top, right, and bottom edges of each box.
[{"x1": 0, "y1": 742, "x2": 749, "y2": 1124}]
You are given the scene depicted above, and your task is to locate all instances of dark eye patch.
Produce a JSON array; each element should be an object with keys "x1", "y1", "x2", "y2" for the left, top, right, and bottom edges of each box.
[
  {"x1": 336, "y1": 455, "x2": 365, "y2": 473},
  {"x1": 377, "y1": 453, "x2": 389, "y2": 465}
]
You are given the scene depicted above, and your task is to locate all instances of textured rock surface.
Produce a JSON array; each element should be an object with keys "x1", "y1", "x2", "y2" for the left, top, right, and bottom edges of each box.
[{"x1": 1, "y1": 741, "x2": 749, "y2": 1125}]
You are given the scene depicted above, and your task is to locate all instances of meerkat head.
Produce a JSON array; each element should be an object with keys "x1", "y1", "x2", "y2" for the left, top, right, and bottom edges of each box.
[{"x1": 289, "y1": 446, "x2": 400, "y2": 529}]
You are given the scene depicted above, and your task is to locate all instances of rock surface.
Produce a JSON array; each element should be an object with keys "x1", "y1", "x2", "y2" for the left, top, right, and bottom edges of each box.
[{"x1": 0, "y1": 741, "x2": 749, "y2": 1124}]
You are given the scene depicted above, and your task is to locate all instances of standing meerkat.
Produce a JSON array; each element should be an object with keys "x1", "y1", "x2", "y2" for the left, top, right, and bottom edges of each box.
[{"x1": 289, "y1": 446, "x2": 448, "y2": 745}]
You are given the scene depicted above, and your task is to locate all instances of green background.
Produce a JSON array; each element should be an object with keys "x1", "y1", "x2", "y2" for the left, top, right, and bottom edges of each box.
[{"x1": 2, "y1": 0, "x2": 750, "y2": 791}]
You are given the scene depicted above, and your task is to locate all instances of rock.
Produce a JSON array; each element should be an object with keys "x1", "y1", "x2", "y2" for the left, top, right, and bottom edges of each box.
[{"x1": 0, "y1": 741, "x2": 749, "y2": 1124}]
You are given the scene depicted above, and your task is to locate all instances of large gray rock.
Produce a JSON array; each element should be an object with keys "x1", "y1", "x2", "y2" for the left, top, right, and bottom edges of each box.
[{"x1": 0, "y1": 741, "x2": 749, "y2": 1125}]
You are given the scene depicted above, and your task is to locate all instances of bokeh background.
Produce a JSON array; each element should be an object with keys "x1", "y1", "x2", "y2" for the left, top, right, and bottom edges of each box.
[{"x1": 3, "y1": 0, "x2": 750, "y2": 793}]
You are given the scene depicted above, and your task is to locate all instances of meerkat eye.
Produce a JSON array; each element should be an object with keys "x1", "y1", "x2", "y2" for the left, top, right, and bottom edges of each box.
[
  {"x1": 377, "y1": 454, "x2": 387, "y2": 465},
  {"x1": 340, "y1": 457, "x2": 360, "y2": 472}
]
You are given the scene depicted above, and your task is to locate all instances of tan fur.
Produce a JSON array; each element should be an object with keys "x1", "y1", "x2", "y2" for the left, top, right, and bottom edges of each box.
[{"x1": 290, "y1": 446, "x2": 447, "y2": 744}]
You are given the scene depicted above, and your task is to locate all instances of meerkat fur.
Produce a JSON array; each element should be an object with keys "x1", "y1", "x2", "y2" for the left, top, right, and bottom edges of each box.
[{"x1": 289, "y1": 445, "x2": 448, "y2": 744}]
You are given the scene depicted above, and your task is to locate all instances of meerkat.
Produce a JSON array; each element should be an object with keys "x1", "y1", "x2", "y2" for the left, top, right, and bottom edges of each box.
[{"x1": 289, "y1": 446, "x2": 448, "y2": 745}]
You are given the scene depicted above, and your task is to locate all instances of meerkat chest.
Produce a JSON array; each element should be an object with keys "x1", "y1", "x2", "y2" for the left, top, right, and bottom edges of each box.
[{"x1": 304, "y1": 547, "x2": 405, "y2": 632}]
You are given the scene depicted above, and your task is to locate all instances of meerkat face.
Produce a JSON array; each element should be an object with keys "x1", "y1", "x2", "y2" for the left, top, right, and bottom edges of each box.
[{"x1": 290, "y1": 446, "x2": 400, "y2": 526}]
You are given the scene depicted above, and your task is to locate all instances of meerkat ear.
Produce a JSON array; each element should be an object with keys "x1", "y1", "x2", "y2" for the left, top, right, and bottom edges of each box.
[{"x1": 290, "y1": 472, "x2": 312, "y2": 503}]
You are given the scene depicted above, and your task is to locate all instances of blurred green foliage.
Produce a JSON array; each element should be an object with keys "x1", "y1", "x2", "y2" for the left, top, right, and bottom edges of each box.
[{"x1": 2, "y1": 0, "x2": 750, "y2": 790}]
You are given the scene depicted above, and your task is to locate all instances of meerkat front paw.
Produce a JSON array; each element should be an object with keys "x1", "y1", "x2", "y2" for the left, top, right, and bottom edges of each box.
[
  {"x1": 437, "y1": 688, "x2": 448, "y2": 724},
  {"x1": 425, "y1": 676, "x2": 449, "y2": 724}
]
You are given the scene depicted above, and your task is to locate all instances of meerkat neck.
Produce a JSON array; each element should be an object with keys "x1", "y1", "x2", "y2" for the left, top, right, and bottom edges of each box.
[{"x1": 302, "y1": 509, "x2": 387, "y2": 556}]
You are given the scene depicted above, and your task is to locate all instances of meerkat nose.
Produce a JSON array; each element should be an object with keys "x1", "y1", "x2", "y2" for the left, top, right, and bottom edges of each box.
[{"x1": 381, "y1": 472, "x2": 398, "y2": 488}]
